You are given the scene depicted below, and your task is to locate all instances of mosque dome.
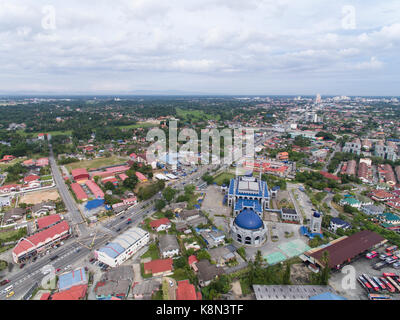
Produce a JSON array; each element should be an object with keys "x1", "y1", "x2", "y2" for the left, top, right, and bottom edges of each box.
[{"x1": 234, "y1": 208, "x2": 263, "y2": 230}]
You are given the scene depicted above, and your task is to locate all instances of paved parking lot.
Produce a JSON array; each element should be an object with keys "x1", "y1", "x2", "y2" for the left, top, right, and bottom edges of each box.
[{"x1": 329, "y1": 248, "x2": 400, "y2": 300}]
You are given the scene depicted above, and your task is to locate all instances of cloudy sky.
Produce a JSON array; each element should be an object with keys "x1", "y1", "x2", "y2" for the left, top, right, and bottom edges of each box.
[{"x1": 0, "y1": 0, "x2": 399, "y2": 95}]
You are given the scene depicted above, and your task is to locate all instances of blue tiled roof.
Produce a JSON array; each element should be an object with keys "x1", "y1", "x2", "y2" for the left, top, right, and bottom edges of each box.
[
  {"x1": 234, "y1": 198, "x2": 262, "y2": 213},
  {"x1": 331, "y1": 217, "x2": 350, "y2": 227},
  {"x1": 228, "y1": 179, "x2": 235, "y2": 195},
  {"x1": 234, "y1": 208, "x2": 263, "y2": 230},
  {"x1": 98, "y1": 242, "x2": 125, "y2": 259},
  {"x1": 58, "y1": 267, "x2": 87, "y2": 291},
  {"x1": 263, "y1": 181, "x2": 269, "y2": 197},
  {"x1": 309, "y1": 292, "x2": 347, "y2": 300}
]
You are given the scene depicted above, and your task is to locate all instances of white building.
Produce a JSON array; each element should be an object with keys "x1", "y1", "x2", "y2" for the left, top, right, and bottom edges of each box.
[
  {"x1": 159, "y1": 234, "x2": 180, "y2": 258},
  {"x1": 95, "y1": 227, "x2": 149, "y2": 267}
]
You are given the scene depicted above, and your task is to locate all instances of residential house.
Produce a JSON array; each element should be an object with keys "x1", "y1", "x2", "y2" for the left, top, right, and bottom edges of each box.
[
  {"x1": 195, "y1": 259, "x2": 225, "y2": 287},
  {"x1": 361, "y1": 204, "x2": 384, "y2": 216},
  {"x1": 3, "y1": 207, "x2": 26, "y2": 224},
  {"x1": 149, "y1": 218, "x2": 171, "y2": 232},
  {"x1": 176, "y1": 280, "x2": 202, "y2": 300},
  {"x1": 208, "y1": 245, "x2": 237, "y2": 266},
  {"x1": 131, "y1": 279, "x2": 161, "y2": 300},
  {"x1": 143, "y1": 258, "x2": 173, "y2": 277},
  {"x1": 31, "y1": 201, "x2": 56, "y2": 217},
  {"x1": 330, "y1": 218, "x2": 351, "y2": 233},
  {"x1": 159, "y1": 234, "x2": 180, "y2": 258}
]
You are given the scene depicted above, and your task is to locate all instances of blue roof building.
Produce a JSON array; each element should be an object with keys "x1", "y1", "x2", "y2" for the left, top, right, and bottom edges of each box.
[
  {"x1": 228, "y1": 175, "x2": 270, "y2": 247},
  {"x1": 58, "y1": 267, "x2": 88, "y2": 291},
  {"x1": 227, "y1": 175, "x2": 270, "y2": 216},
  {"x1": 309, "y1": 292, "x2": 347, "y2": 300}
]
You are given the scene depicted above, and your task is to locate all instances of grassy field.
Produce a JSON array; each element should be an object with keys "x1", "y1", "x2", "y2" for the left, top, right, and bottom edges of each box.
[
  {"x1": 0, "y1": 157, "x2": 26, "y2": 170},
  {"x1": 176, "y1": 107, "x2": 220, "y2": 122},
  {"x1": 213, "y1": 172, "x2": 235, "y2": 185},
  {"x1": 65, "y1": 156, "x2": 128, "y2": 172},
  {"x1": 118, "y1": 122, "x2": 158, "y2": 130},
  {"x1": 140, "y1": 243, "x2": 159, "y2": 260},
  {"x1": 16, "y1": 129, "x2": 73, "y2": 137}
]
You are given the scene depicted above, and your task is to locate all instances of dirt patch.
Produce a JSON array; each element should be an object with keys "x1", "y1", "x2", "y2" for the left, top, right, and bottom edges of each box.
[
  {"x1": 290, "y1": 263, "x2": 312, "y2": 284},
  {"x1": 231, "y1": 280, "x2": 242, "y2": 297},
  {"x1": 19, "y1": 189, "x2": 60, "y2": 205}
]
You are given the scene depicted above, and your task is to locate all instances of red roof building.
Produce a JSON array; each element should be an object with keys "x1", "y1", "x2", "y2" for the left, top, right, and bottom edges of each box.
[
  {"x1": 101, "y1": 177, "x2": 119, "y2": 185},
  {"x1": 143, "y1": 258, "x2": 173, "y2": 276},
  {"x1": 23, "y1": 159, "x2": 36, "y2": 166},
  {"x1": 36, "y1": 158, "x2": 49, "y2": 167},
  {"x1": 370, "y1": 190, "x2": 395, "y2": 202},
  {"x1": 24, "y1": 175, "x2": 40, "y2": 183},
  {"x1": 135, "y1": 172, "x2": 147, "y2": 182},
  {"x1": 51, "y1": 285, "x2": 87, "y2": 300},
  {"x1": 0, "y1": 184, "x2": 21, "y2": 193},
  {"x1": 12, "y1": 220, "x2": 70, "y2": 263},
  {"x1": 149, "y1": 218, "x2": 171, "y2": 231},
  {"x1": 0, "y1": 155, "x2": 16, "y2": 163},
  {"x1": 119, "y1": 173, "x2": 129, "y2": 181},
  {"x1": 40, "y1": 293, "x2": 51, "y2": 300},
  {"x1": 122, "y1": 197, "x2": 137, "y2": 205},
  {"x1": 188, "y1": 255, "x2": 198, "y2": 267},
  {"x1": 37, "y1": 214, "x2": 62, "y2": 230},
  {"x1": 85, "y1": 180, "x2": 104, "y2": 199},
  {"x1": 71, "y1": 183, "x2": 88, "y2": 201},
  {"x1": 320, "y1": 171, "x2": 342, "y2": 182},
  {"x1": 176, "y1": 280, "x2": 202, "y2": 300},
  {"x1": 71, "y1": 168, "x2": 90, "y2": 182}
]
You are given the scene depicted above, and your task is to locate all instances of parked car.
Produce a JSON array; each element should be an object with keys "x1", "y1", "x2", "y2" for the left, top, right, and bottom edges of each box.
[
  {"x1": 19, "y1": 263, "x2": 25, "y2": 269},
  {"x1": 366, "y1": 251, "x2": 378, "y2": 259},
  {"x1": 6, "y1": 291, "x2": 14, "y2": 298},
  {"x1": 393, "y1": 262, "x2": 400, "y2": 269},
  {"x1": 0, "y1": 280, "x2": 10, "y2": 286}
]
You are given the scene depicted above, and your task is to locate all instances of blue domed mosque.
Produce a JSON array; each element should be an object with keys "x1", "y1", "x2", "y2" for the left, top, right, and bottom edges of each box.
[{"x1": 227, "y1": 174, "x2": 270, "y2": 246}]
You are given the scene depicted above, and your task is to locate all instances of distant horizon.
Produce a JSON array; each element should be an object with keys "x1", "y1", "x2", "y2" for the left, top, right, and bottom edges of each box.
[{"x1": 0, "y1": 92, "x2": 399, "y2": 99}]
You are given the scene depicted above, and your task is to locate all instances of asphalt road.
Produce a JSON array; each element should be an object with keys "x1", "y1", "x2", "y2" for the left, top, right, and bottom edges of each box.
[{"x1": 49, "y1": 146, "x2": 87, "y2": 236}]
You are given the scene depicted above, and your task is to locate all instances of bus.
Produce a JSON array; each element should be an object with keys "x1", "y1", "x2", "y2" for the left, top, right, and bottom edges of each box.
[
  {"x1": 368, "y1": 293, "x2": 391, "y2": 300},
  {"x1": 382, "y1": 272, "x2": 397, "y2": 278},
  {"x1": 363, "y1": 274, "x2": 380, "y2": 292},
  {"x1": 358, "y1": 275, "x2": 372, "y2": 292},
  {"x1": 380, "y1": 277, "x2": 395, "y2": 293},
  {"x1": 386, "y1": 277, "x2": 400, "y2": 293},
  {"x1": 373, "y1": 276, "x2": 386, "y2": 290}
]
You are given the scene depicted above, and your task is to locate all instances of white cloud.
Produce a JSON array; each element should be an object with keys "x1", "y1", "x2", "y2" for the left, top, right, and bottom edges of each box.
[
  {"x1": 354, "y1": 57, "x2": 384, "y2": 70},
  {"x1": 0, "y1": 0, "x2": 398, "y2": 95}
]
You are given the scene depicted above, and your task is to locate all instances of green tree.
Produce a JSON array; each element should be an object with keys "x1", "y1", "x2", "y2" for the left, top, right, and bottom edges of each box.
[
  {"x1": 155, "y1": 199, "x2": 166, "y2": 211},
  {"x1": 162, "y1": 187, "x2": 177, "y2": 202},
  {"x1": 319, "y1": 251, "x2": 330, "y2": 285},
  {"x1": 283, "y1": 262, "x2": 291, "y2": 285}
]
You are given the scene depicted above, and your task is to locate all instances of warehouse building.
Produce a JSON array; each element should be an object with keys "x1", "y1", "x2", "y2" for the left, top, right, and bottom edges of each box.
[
  {"x1": 301, "y1": 230, "x2": 386, "y2": 270},
  {"x1": 95, "y1": 227, "x2": 149, "y2": 267}
]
